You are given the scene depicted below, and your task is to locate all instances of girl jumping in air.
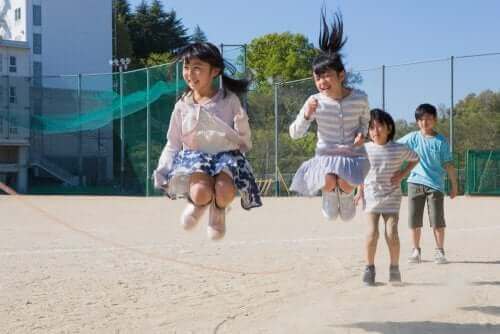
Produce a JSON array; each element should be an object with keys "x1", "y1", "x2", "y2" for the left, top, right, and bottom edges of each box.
[
  {"x1": 154, "y1": 42, "x2": 262, "y2": 240},
  {"x1": 289, "y1": 9, "x2": 370, "y2": 221}
]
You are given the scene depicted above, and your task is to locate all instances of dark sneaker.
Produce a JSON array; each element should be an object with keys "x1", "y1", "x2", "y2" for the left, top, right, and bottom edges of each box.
[
  {"x1": 389, "y1": 265, "x2": 402, "y2": 284},
  {"x1": 362, "y1": 265, "x2": 376, "y2": 286}
]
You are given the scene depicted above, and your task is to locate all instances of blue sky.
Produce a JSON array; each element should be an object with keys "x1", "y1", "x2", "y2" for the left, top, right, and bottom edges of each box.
[{"x1": 129, "y1": 0, "x2": 500, "y2": 120}]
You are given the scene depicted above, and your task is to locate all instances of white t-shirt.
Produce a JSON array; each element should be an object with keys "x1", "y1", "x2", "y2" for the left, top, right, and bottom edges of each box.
[{"x1": 363, "y1": 141, "x2": 418, "y2": 213}]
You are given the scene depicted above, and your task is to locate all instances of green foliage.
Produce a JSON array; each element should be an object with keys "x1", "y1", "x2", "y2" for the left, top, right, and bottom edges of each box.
[
  {"x1": 247, "y1": 33, "x2": 318, "y2": 92},
  {"x1": 126, "y1": 0, "x2": 189, "y2": 62},
  {"x1": 141, "y1": 52, "x2": 175, "y2": 67},
  {"x1": 116, "y1": 15, "x2": 134, "y2": 60}
]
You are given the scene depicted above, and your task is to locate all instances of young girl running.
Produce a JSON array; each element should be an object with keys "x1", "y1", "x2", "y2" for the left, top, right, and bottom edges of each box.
[
  {"x1": 355, "y1": 109, "x2": 419, "y2": 286},
  {"x1": 289, "y1": 10, "x2": 370, "y2": 221},
  {"x1": 153, "y1": 42, "x2": 262, "y2": 240}
]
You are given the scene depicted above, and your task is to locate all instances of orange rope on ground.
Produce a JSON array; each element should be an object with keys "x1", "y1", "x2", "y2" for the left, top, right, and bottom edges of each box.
[{"x1": 1, "y1": 183, "x2": 292, "y2": 276}]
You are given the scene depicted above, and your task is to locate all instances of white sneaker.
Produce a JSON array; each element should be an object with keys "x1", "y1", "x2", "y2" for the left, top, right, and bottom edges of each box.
[
  {"x1": 338, "y1": 190, "x2": 356, "y2": 221},
  {"x1": 180, "y1": 202, "x2": 208, "y2": 230},
  {"x1": 207, "y1": 201, "x2": 226, "y2": 240},
  {"x1": 434, "y1": 248, "x2": 448, "y2": 264},
  {"x1": 408, "y1": 248, "x2": 421, "y2": 263},
  {"x1": 322, "y1": 190, "x2": 339, "y2": 220}
]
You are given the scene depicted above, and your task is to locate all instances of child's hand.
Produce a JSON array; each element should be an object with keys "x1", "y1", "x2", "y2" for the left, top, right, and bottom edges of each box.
[
  {"x1": 354, "y1": 191, "x2": 364, "y2": 207},
  {"x1": 304, "y1": 98, "x2": 318, "y2": 120},
  {"x1": 353, "y1": 133, "x2": 365, "y2": 146},
  {"x1": 390, "y1": 171, "x2": 405, "y2": 186}
]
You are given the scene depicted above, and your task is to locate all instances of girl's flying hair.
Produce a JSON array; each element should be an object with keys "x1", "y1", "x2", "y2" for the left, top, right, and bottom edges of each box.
[{"x1": 312, "y1": 8, "x2": 347, "y2": 76}]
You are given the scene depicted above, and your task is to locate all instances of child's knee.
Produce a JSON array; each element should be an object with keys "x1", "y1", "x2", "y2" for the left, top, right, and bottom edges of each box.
[
  {"x1": 338, "y1": 178, "x2": 354, "y2": 193},
  {"x1": 190, "y1": 182, "x2": 213, "y2": 206},
  {"x1": 386, "y1": 226, "x2": 400, "y2": 244},
  {"x1": 214, "y1": 179, "x2": 235, "y2": 206},
  {"x1": 323, "y1": 174, "x2": 337, "y2": 191}
]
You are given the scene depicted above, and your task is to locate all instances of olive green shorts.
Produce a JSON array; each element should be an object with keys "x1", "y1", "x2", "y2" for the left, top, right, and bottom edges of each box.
[{"x1": 408, "y1": 183, "x2": 446, "y2": 229}]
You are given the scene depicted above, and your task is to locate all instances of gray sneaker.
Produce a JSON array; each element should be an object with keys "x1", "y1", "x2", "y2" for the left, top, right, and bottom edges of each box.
[
  {"x1": 434, "y1": 248, "x2": 448, "y2": 264},
  {"x1": 207, "y1": 201, "x2": 226, "y2": 241},
  {"x1": 338, "y1": 190, "x2": 356, "y2": 221},
  {"x1": 362, "y1": 265, "x2": 376, "y2": 286},
  {"x1": 321, "y1": 190, "x2": 339, "y2": 220},
  {"x1": 408, "y1": 248, "x2": 421, "y2": 264},
  {"x1": 389, "y1": 265, "x2": 402, "y2": 284}
]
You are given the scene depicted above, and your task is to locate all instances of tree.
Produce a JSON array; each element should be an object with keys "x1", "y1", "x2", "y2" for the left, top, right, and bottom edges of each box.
[
  {"x1": 247, "y1": 33, "x2": 318, "y2": 92},
  {"x1": 114, "y1": 0, "x2": 131, "y2": 22},
  {"x1": 451, "y1": 90, "x2": 500, "y2": 153},
  {"x1": 191, "y1": 25, "x2": 208, "y2": 43},
  {"x1": 116, "y1": 15, "x2": 134, "y2": 60},
  {"x1": 141, "y1": 52, "x2": 175, "y2": 67},
  {"x1": 128, "y1": 0, "x2": 189, "y2": 61}
]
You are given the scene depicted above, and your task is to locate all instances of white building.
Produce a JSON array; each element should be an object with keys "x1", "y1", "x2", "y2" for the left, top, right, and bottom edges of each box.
[
  {"x1": 0, "y1": 39, "x2": 30, "y2": 192},
  {"x1": 0, "y1": 0, "x2": 113, "y2": 193}
]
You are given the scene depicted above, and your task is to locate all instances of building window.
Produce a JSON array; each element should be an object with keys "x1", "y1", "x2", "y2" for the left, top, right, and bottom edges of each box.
[
  {"x1": 15, "y1": 8, "x2": 22, "y2": 21},
  {"x1": 0, "y1": 85, "x2": 3, "y2": 102},
  {"x1": 0, "y1": 55, "x2": 3, "y2": 73},
  {"x1": 9, "y1": 56, "x2": 17, "y2": 73},
  {"x1": 10, "y1": 116, "x2": 18, "y2": 135},
  {"x1": 33, "y1": 61, "x2": 42, "y2": 87},
  {"x1": 9, "y1": 86, "x2": 17, "y2": 104},
  {"x1": 33, "y1": 5, "x2": 42, "y2": 26},
  {"x1": 33, "y1": 33, "x2": 42, "y2": 55}
]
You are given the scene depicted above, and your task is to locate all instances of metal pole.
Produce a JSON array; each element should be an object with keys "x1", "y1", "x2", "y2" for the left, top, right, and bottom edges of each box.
[
  {"x1": 243, "y1": 44, "x2": 248, "y2": 110},
  {"x1": 119, "y1": 66, "x2": 125, "y2": 192},
  {"x1": 274, "y1": 82, "x2": 280, "y2": 196},
  {"x1": 382, "y1": 65, "x2": 386, "y2": 110},
  {"x1": 450, "y1": 56, "x2": 454, "y2": 156},
  {"x1": 175, "y1": 61, "x2": 180, "y2": 99},
  {"x1": 77, "y1": 73, "x2": 83, "y2": 186},
  {"x1": 146, "y1": 67, "x2": 151, "y2": 197}
]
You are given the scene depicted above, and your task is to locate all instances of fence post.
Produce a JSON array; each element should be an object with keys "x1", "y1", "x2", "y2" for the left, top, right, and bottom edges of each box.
[
  {"x1": 146, "y1": 67, "x2": 151, "y2": 197},
  {"x1": 382, "y1": 65, "x2": 386, "y2": 110},
  {"x1": 119, "y1": 66, "x2": 125, "y2": 192},
  {"x1": 77, "y1": 73, "x2": 83, "y2": 186},
  {"x1": 450, "y1": 56, "x2": 455, "y2": 156},
  {"x1": 274, "y1": 82, "x2": 280, "y2": 196}
]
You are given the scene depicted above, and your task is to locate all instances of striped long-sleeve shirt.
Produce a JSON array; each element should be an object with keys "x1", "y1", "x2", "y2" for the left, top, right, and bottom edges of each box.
[{"x1": 289, "y1": 89, "x2": 370, "y2": 156}]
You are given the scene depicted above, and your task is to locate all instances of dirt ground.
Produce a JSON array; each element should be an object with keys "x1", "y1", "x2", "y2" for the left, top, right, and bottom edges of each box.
[{"x1": 1, "y1": 195, "x2": 499, "y2": 333}]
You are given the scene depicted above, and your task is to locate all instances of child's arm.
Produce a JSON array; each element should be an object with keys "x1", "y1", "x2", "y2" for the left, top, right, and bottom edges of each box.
[
  {"x1": 444, "y1": 163, "x2": 458, "y2": 199},
  {"x1": 289, "y1": 97, "x2": 316, "y2": 139},
  {"x1": 354, "y1": 95, "x2": 370, "y2": 146},
  {"x1": 153, "y1": 109, "x2": 182, "y2": 188},
  {"x1": 391, "y1": 147, "x2": 419, "y2": 185},
  {"x1": 391, "y1": 160, "x2": 419, "y2": 186},
  {"x1": 234, "y1": 103, "x2": 252, "y2": 152},
  {"x1": 354, "y1": 184, "x2": 364, "y2": 207}
]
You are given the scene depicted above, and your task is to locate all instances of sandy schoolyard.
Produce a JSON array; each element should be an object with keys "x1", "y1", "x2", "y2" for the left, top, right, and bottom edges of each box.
[{"x1": 1, "y1": 195, "x2": 499, "y2": 333}]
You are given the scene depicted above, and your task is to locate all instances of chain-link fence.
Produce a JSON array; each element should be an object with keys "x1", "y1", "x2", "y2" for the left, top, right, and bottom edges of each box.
[
  {"x1": 0, "y1": 51, "x2": 498, "y2": 196},
  {"x1": 0, "y1": 63, "x2": 183, "y2": 195},
  {"x1": 252, "y1": 52, "x2": 500, "y2": 196}
]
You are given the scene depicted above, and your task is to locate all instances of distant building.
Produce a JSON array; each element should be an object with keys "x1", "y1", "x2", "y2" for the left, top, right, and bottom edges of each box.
[{"x1": 0, "y1": 0, "x2": 113, "y2": 192}]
